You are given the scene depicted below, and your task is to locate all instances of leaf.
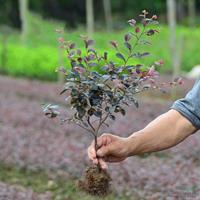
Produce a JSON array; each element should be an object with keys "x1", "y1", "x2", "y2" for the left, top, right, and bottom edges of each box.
[
  {"x1": 43, "y1": 104, "x2": 60, "y2": 118},
  {"x1": 120, "y1": 74, "x2": 128, "y2": 80},
  {"x1": 84, "y1": 39, "x2": 94, "y2": 48},
  {"x1": 87, "y1": 54, "x2": 96, "y2": 61},
  {"x1": 133, "y1": 99, "x2": 139, "y2": 108},
  {"x1": 101, "y1": 74, "x2": 110, "y2": 81},
  {"x1": 104, "y1": 52, "x2": 108, "y2": 60},
  {"x1": 71, "y1": 88, "x2": 78, "y2": 97},
  {"x1": 77, "y1": 106, "x2": 86, "y2": 119},
  {"x1": 101, "y1": 66, "x2": 109, "y2": 71},
  {"x1": 94, "y1": 110, "x2": 102, "y2": 118},
  {"x1": 116, "y1": 53, "x2": 126, "y2": 62},
  {"x1": 124, "y1": 42, "x2": 132, "y2": 51},
  {"x1": 55, "y1": 66, "x2": 66, "y2": 74},
  {"x1": 131, "y1": 52, "x2": 150, "y2": 58},
  {"x1": 109, "y1": 106, "x2": 116, "y2": 113},
  {"x1": 69, "y1": 43, "x2": 76, "y2": 49},
  {"x1": 105, "y1": 90, "x2": 113, "y2": 98},
  {"x1": 143, "y1": 84, "x2": 151, "y2": 90},
  {"x1": 124, "y1": 33, "x2": 131, "y2": 42},
  {"x1": 77, "y1": 49, "x2": 82, "y2": 55},
  {"x1": 87, "y1": 39, "x2": 94, "y2": 47},
  {"x1": 127, "y1": 19, "x2": 136, "y2": 26},
  {"x1": 88, "y1": 62, "x2": 98, "y2": 67},
  {"x1": 105, "y1": 106, "x2": 109, "y2": 112},
  {"x1": 120, "y1": 108, "x2": 126, "y2": 116},
  {"x1": 110, "y1": 41, "x2": 118, "y2": 49},
  {"x1": 109, "y1": 114, "x2": 116, "y2": 120},
  {"x1": 87, "y1": 48, "x2": 96, "y2": 54},
  {"x1": 60, "y1": 89, "x2": 69, "y2": 95},
  {"x1": 88, "y1": 108, "x2": 95, "y2": 116},
  {"x1": 141, "y1": 52, "x2": 150, "y2": 57},
  {"x1": 139, "y1": 40, "x2": 152, "y2": 45},
  {"x1": 148, "y1": 20, "x2": 159, "y2": 25},
  {"x1": 71, "y1": 60, "x2": 77, "y2": 68},
  {"x1": 90, "y1": 71, "x2": 101, "y2": 78},
  {"x1": 146, "y1": 29, "x2": 155, "y2": 36}
]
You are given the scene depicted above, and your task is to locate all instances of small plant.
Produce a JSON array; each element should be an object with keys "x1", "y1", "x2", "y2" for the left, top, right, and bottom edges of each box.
[{"x1": 43, "y1": 10, "x2": 181, "y2": 196}]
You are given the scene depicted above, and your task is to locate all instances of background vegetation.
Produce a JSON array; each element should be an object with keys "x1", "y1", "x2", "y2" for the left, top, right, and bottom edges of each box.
[{"x1": 0, "y1": 0, "x2": 200, "y2": 81}]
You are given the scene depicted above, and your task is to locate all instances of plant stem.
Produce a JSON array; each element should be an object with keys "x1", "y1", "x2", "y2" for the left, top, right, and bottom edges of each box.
[{"x1": 94, "y1": 134, "x2": 101, "y2": 170}]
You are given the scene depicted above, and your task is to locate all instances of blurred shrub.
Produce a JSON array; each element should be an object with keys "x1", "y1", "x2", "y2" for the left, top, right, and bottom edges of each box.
[
  {"x1": 1, "y1": 45, "x2": 59, "y2": 81},
  {"x1": 0, "y1": 24, "x2": 200, "y2": 81}
]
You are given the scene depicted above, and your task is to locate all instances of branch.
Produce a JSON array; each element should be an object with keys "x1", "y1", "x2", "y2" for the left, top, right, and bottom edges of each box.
[
  {"x1": 87, "y1": 116, "x2": 96, "y2": 133},
  {"x1": 96, "y1": 112, "x2": 109, "y2": 133},
  {"x1": 75, "y1": 122, "x2": 95, "y2": 135}
]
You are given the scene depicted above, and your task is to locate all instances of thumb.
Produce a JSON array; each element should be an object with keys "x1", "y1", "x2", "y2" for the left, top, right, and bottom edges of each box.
[{"x1": 97, "y1": 145, "x2": 114, "y2": 157}]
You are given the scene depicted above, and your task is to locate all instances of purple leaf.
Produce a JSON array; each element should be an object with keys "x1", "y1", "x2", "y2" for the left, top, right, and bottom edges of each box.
[
  {"x1": 116, "y1": 53, "x2": 126, "y2": 62},
  {"x1": 110, "y1": 41, "x2": 118, "y2": 49},
  {"x1": 128, "y1": 19, "x2": 136, "y2": 26},
  {"x1": 124, "y1": 33, "x2": 131, "y2": 42}
]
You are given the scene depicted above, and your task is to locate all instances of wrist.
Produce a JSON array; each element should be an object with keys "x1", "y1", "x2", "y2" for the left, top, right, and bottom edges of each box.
[{"x1": 125, "y1": 132, "x2": 142, "y2": 157}]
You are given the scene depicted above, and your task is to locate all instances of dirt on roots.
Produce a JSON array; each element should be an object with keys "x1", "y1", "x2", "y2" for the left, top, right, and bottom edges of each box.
[{"x1": 78, "y1": 165, "x2": 111, "y2": 197}]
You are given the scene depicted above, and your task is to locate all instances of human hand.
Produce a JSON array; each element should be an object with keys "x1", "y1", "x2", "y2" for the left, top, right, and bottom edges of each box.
[{"x1": 87, "y1": 133, "x2": 129, "y2": 169}]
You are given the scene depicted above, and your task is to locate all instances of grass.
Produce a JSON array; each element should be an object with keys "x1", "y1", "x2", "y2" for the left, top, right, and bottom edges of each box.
[
  {"x1": 0, "y1": 12, "x2": 200, "y2": 81},
  {"x1": 0, "y1": 163, "x2": 131, "y2": 200}
]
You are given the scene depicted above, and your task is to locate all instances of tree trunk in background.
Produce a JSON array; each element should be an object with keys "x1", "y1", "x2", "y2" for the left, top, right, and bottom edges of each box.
[
  {"x1": 177, "y1": 0, "x2": 185, "y2": 22},
  {"x1": 86, "y1": 0, "x2": 94, "y2": 37},
  {"x1": 103, "y1": 0, "x2": 113, "y2": 32},
  {"x1": 19, "y1": 0, "x2": 29, "y2": 44},
  {"x1": 188, "y1": 0, "x2": 196, "y2": 27},
  {"x1": 167, "y1": 0, "x2": 179, "y2": 78}
]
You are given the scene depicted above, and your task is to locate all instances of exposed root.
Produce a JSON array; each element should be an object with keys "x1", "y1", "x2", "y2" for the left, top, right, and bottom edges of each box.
[{"x1": 78, "y1": 165, "x2": 111, "y2": 197}]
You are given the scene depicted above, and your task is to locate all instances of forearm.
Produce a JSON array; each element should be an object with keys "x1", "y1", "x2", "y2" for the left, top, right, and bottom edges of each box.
[{"x1": 126, "y1": 109, "x2": 197, "y2": 156}]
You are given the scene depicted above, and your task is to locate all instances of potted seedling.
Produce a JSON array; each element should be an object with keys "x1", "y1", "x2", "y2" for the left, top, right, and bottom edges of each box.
[{"x1": 43, "y1": 11, "x2": 181, "y2": 197}]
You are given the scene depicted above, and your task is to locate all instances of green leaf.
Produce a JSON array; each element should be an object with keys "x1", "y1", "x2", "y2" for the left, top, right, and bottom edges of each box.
[{"x1": 71, "y1": 89, "x2": 78, "y2": 97}]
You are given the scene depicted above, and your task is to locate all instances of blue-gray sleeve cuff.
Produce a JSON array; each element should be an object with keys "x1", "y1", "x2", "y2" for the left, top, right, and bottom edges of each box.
[{"x1": 171, "y1": 101, "x2": 200, "y2": 129}]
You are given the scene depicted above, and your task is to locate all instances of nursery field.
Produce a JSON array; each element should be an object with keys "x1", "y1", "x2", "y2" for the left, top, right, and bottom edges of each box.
[
  {"x1": 1, "y1": 14, "x2": 200, "y2": 81},
  {"x1": 0, "y1": 75, "x2": 200, "y2": 200}
]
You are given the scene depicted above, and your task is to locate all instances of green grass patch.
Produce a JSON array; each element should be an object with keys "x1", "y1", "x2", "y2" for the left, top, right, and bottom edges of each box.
[{"x1": 0, "y1": 163, "x2": 131, "y2": 200}]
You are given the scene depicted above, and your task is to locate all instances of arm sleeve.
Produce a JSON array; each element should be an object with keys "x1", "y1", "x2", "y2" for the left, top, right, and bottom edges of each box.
[{"x1": 171, "y1": 79, "x2": 200, "y2": 129}]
